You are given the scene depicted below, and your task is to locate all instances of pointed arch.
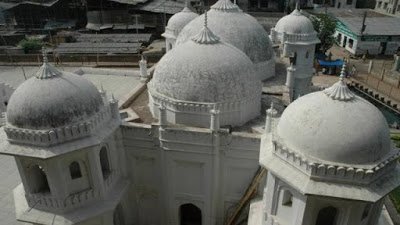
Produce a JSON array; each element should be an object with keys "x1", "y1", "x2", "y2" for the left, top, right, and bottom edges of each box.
[
  {"x1": 316, "y1": 206, "x2": 337, "y2": 225},
  {"x1": 28, "y1": 164, "x2": 50, "y2": 194},
  {"x1": 179, "y1": 203, "x2": 202, "y2": 225},
  {"x1": 100, "y1": 146, "x2": 111, "y2": 179}
]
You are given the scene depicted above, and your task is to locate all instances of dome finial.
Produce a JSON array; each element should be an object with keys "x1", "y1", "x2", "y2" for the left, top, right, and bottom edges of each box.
[
  {"x1": 191, "y1": 10, "x2": 220, "y2": 44},
  {"x1": 339, "y1": 60, "x2": 347, "y2": 81},
  {"x1": 323, "y1": 61, "x2": 355, "y2": 101},
  {"x1": 42, "y1": 47, "x2": 48, "y2": 63},
  {"x1": 204, "y1": 9, "x2": 208, "y2": 28},
  {"x1": 35, "y1": 47, "x2": 62, "y2": 79}
]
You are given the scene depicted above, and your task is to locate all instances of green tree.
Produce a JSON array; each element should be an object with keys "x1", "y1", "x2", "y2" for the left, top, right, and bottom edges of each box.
[
  {"x1": 310, "y1": 14, "x2": 337, "y2": 53},
  {"x1": 18, "y1": 38, "x2": 43, "y2": 54}
]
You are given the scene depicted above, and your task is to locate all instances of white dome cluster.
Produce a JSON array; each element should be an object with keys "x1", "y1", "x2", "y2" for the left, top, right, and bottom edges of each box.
[
  {"x1": 150, "y1": 13, "x2": 261, "y2": 128},
  {"x1": 173, "y1": 0, "x2": 275, "y2": 80}
]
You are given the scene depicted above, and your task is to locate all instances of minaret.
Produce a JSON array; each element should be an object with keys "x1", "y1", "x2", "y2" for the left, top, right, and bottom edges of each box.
[{"x1": 271, "y1": 5, "x2": 320, "y2": 101}]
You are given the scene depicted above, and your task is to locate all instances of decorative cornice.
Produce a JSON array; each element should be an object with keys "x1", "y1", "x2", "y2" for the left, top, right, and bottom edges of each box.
[
  {"x1": 271, "y1": 138, "x2": 400, "y2": 185},
  {"x1": 4, "y1": 103, "x2": 116, "y2": 147}
]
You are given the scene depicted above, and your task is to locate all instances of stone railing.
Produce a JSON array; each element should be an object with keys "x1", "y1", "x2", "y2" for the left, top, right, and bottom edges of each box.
[
  {"x1": 149, "y1": 89, "x2": 261, "y2": 128},
  {"x1": 25, "y1": 188, "x2": 100, "y2": 212},
  {"x1": 272, "y1": 139, "x2": 400, "y2": 185},
  {"x1": 4, "y1": 105, "x2": 113, "y2": 147}
]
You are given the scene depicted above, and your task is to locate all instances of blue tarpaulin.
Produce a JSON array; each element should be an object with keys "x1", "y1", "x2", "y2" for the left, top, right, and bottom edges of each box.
[{"x1": 318, "y1": 59, "x2": 344, "y2": 67}]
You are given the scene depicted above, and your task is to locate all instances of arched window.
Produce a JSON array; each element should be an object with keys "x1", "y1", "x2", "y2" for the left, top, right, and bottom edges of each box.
[
  {"x1": 305, "y1": 51, "x2": 309, "y2": 59},
  {"x1": 168, "y1": 43, "x2": 173, "y2": 50},
  {"x1": 29, "y1": 165, "x2": 50, "y2": 194},
  {"x1": 180, "y1": 203, "x2": 202, "y2": 225},
  {"x1": 69, "y1": 161, "x2": 82, "y2": 179},
  {"x1": 316, "y1": 206, "x2": 337, "y2": 225},
  {"x1": 282, "y1": 190, "x2": 293, "y2": 206},
  {"x1": 100, "y1": 147, "x2": 111, "y2": 179}
]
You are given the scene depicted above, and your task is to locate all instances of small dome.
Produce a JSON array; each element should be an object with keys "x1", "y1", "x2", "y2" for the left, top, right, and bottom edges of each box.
[
  {"x1": 276, "y1": 79, "x2": 391, "y2": 165},
  {"x1": 7, "y1": 59, "x2": 103, "y2": 130},
  {"x1": 275, "y1": 9, "x2": 316, "y2": 35},
  {"x1": 176, "y1": 0, "x2": 274, "y2": 80},
  {"x1": 162, "y1": 6, "x2": 198, "y2": 39},
  {"x1": 150, "y1": 26, "x2": 259, "y2": 103}
]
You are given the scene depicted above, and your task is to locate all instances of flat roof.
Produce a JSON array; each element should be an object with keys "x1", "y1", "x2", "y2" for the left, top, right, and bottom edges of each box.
[
  {"x1": 312, "y1": 8, "x2": 400, "y2": 36},
  {"x1": 0, "y1": 66, "x2": 143, "y2": 102}
]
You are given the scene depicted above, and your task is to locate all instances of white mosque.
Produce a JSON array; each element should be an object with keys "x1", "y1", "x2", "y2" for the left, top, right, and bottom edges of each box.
[{"x1": 0, "y1": 1, "x2": 399, "y2": 225}]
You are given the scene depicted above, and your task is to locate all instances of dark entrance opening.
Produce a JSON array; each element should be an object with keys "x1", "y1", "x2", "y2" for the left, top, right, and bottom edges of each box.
[
  {"x1": 316, "y1": 206, "x2": 337, "y2": 225},
  {"x1": 380, "y1": 42, "x2": 387, "y2": 55},
  {"x1": 100, "y1": 147, "x2": 111, "y2": 179},
  {"x1": 180, "y1": 203, "x2": 202, "y2": 225},
  {"x1": 29, "y1": 165, "x2": 50, "y2": 193}
]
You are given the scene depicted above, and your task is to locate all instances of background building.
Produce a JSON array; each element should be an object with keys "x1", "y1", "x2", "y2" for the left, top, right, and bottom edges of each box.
[{"x1": 375, "y1": 0, "x2": 400, "y2": 16}]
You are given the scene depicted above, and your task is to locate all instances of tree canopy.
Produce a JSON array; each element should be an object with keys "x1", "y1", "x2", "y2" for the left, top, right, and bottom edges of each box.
[{"x1": 310, "y1": 13, "x2": 337, "y2": 53}]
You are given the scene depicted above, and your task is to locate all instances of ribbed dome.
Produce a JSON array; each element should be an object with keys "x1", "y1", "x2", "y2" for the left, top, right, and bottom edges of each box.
[
  {"x1": 163, "y1": 6, "x2": 198, "y2": 38},
  {"x1": 150, "y1": 25, "x2": 259, "y2": 103},
  {"x1": 176, "y1": 0, "x2": 274, "y2": 80},
  {"x1": 275, "y1": 9, "x2": 316, "y2": 35},
  {"x1": 7, "y1": 60, "x2": 103, "y2": 130},
  {"x1": 276, "y1": 80, "x2": 391, "y2": 165}
]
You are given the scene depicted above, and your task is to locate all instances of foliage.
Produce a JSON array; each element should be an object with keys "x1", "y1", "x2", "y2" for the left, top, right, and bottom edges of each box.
[
  {"x1": 310, "y1": 13, "x2": 337, "y2": 53},
  {"x1": 391, "y1": 134, "x2": 400, "y2": 148},
  {"x1": 389, "y1": 134, "x2": 400, "y2": 212},
  {"x1": 18, "y1": 38, "x2": 43, "y2": 54},
  {"x1": 390, "y1": 187, "x2": 400, "y2": 213}
]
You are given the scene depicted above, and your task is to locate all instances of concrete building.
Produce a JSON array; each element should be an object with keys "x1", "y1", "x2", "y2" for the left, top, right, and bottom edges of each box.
[
  {"x1": 375, "y1": 0, "x2": 400, "y2": 17},
  {"x1": 176, "y1": 0, "x2": 276, "y2": 80},
  {"x1": 322, "y1": 8, "x2": 400, "y2": 55},
  {"x1": 247, "y1": 65, "x2": 400, "y2": 225},
  {"x1": 270, "y1": 5, "x2": 320, "y2": 101},
  {"x1": 334, "y1": 0, "x2": 357, "y2": 8}
]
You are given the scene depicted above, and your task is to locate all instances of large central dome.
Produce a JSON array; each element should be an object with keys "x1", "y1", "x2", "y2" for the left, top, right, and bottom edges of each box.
[
  {"x1": 7, "y1": 60, "x2": 103, "y2": 130},
  {"x1": 175, "y1": 0, "x2": 275, "y2": 80},
  {"x1": 148, "y1": 21, "x2": 261, "y2": 127}
]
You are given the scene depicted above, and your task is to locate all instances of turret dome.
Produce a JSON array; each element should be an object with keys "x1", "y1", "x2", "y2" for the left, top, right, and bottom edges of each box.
[
  {"x1": 275, "y1": 8, "x2": 316, "y2": 35},
  {"x1": 162, "y1": 5, "x2": 198, "y2": 39},
  {"x1": 276, "y1": 77, "x2": 391, "y2": 165},
  {"x1": 6, "y1": 57, "x2": 103, "y2": 130}
]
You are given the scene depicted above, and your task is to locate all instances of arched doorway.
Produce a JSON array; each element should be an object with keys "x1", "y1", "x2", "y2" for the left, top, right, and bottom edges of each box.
[
  {"x1": 113, "y1": 204, "x2": 125, "y2": 225},
  {"x1": 180, "y1": 203, "x2": 202, "y2": 225},
  {"x1": 316, "y1": 206, "x2": 337, "y2": 225}
]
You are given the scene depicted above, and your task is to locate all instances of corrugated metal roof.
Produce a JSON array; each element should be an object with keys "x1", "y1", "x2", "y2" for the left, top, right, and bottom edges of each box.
[
  {"x1": 338, "y1": 16, "x2": 400, "y2": 36},
  {"x1": 139, "y1": 0, "x2": 185, "y2": 15},
  {"x1": 55, "y1": 42, "x2": 141, "y2": 54},
  {"x1": 311, "y1": 8, "x2": 400, "y2": 36},
  {"x1": 107, "y1": 0, "x2": 148, "y2": 5}
]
